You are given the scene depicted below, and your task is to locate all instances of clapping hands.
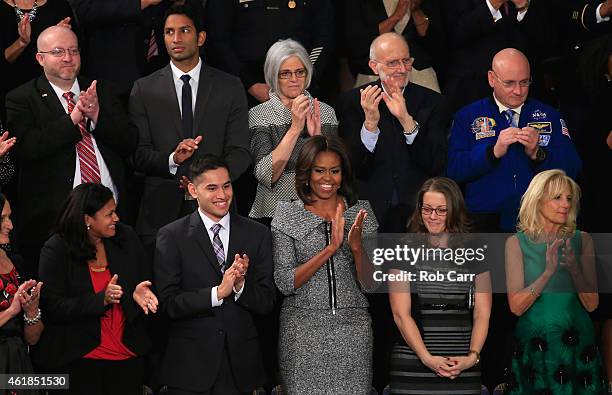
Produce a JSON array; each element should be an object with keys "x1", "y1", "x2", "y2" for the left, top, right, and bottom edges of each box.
[
  {"x1": 76, "y1": 80, "x2": 100, "y2": 124},
  {"x1": 133, "y1": 280, "x2": 158, "y2": 315}
]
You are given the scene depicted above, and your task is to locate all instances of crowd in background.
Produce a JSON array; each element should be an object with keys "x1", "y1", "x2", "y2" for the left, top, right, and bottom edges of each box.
[{"x1": 0, "y1": 0, "x2": 611, "y2": 394}]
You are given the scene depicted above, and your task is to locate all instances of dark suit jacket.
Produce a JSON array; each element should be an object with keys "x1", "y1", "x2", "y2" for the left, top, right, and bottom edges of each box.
[
  {"x1": 205, "y1": 0, "x2": 333, "y2": 95},
  {"x1": 338, "y1": 81, "x2": 451, "y2": 227},
  {"x1": 69, "y1": 0, "x2": 147, "y2": 96},
  {"x1": 130, "y1": 63, "x2": 251, "y2": 237},
  {"x1": 443, "y1": 0, "x2": 525, "y2": 110},
  {"x1": 5, "y1": 76, "x2": 137, "y2": 249},
  {"x1": 154, "y1": 212, "x2": 275, "y2": 392},
  {"x1": 32, "y1": 223, "x2": 151, "y2": 369}
]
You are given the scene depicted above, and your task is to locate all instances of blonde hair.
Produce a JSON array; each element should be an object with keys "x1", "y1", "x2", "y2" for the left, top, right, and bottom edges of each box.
[{"x1": 517, "y1": 169, "x2": 581, "y2": 238}]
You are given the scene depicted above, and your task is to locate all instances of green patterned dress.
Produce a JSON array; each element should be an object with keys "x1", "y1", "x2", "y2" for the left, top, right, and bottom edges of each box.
[{"x1": 507, "y1": 230, "x2": 605, "y2": 395}]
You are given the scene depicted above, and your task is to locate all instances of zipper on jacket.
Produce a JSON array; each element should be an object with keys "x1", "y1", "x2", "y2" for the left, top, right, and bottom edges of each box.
[{"x1": 324, "y1": 222, "x2": 338, "y2": 315}]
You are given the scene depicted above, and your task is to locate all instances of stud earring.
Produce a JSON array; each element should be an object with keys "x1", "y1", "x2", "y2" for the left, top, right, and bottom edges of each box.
[{"x1": 86, "y1": 224, "x2": 91, "y2": 231}]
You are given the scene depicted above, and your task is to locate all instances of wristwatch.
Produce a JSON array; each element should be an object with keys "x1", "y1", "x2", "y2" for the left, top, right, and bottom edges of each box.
[
  {"x1": 404, "y1": 121, "x2": 420, "y2": 135},
  {"x1": 468, "y1": 350, "x2": 480, "y2": 365}
]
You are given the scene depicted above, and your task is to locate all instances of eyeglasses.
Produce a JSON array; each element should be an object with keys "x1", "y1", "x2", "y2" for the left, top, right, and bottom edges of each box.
[
  {"x1": 38, "y1": 48, "x2": 80, "y2": 57},
  {"x1": 279, "y1": 69, "x2": 307, "y2": 80},
  {"x1": 421, "y1": 206, "x2": 448, "y2": 216},
  {"x1": 491, "y1": 71, "x2": 532, "y2": 88},
  {"x1": 372, "y1": 57, "x2": 414, "y2": 69}
]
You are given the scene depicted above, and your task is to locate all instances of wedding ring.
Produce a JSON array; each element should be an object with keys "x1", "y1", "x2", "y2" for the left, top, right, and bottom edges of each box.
[{"x1": 88, "y1": 104, "x2": 93, "y2": 108}]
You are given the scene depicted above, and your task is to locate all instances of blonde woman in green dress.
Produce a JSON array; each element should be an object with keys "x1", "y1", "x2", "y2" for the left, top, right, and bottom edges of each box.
[{"x1": 505, "y1": 169, "x2": 605, "y2": 394}]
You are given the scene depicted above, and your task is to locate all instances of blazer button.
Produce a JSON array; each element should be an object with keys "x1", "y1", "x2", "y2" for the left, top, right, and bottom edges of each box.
[
  {"x1": 218, "y1": 329, "x2": 224, "y2": 335},
  {"x1": 67, "y1": 177, "x2": 73, "y2": 184}
]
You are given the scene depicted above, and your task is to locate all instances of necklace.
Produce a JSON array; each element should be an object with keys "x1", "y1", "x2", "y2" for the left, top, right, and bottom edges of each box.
[
  {"x1": 13, "y1": 0, "x2": 38, "y2": 22},
  {"x1": 89, "y1": 261, "x2": 108, "y2": 272}
]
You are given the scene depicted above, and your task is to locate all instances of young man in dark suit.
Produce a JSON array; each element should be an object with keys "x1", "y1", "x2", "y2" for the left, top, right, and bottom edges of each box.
[
  {"x1": 5, "y1": 25, "x2": 137, "y2": 277},
  {"x1": 130, "y1": 2, "x2": 251, "y2": 255},
  {"x1": 154, "y1": 155, "x2": 275, "y2": 395}
]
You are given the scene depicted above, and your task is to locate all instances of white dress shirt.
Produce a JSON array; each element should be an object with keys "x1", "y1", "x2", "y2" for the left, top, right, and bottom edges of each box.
[
  {"x1": 49, "y1": 79, "x2": 119, "y2": 203},
  {"x1": 197, "y1": 209, "x2": 244, "y2": 307},
  {"x1": 486, "y1": 0, "x2": 528, "y2": 22}
]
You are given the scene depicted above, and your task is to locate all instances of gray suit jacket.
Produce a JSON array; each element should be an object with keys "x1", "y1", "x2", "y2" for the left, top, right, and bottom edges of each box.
[{"x1": 130, "y1": 62, "x2": 251, "y2": 236}]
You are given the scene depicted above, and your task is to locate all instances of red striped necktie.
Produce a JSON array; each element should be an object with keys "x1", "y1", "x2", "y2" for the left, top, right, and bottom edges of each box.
[{"x1": 63, "y1": 91, "x2": 101, "y2": 184}]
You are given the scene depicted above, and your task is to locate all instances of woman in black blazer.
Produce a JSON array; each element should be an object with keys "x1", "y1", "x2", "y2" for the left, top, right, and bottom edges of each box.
[{"x1": 34, "y1": 183, "x2": 158, "y2": 395}]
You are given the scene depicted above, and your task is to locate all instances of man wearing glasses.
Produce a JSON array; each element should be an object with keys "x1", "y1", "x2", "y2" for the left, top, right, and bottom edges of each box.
[
  {"x1": 5, "y1": 25, "x2": 137, "y2": 277},
  {"x1": 339, "y1": 32, "x2": 451, "y2": 234},
  {"x1": 337, "y1": 31, "x2": 451, "y2": 393},
  {"x1": 447, "y1": 47, "x2": 582, "y2": 233}
]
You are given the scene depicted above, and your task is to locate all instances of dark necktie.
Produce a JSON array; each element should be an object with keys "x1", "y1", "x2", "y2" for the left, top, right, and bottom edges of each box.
[
  {"x1": 180, "y1": 74, "x2": 193, "y2": 139},
  {"x1": 503, "y1": 2, "x2": 510, "y2": 16},
  {"x1": 211, "y1": 224, "x2": 225, "y2": 273}
]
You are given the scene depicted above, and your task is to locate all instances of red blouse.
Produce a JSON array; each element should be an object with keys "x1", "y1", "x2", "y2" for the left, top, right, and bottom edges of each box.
[
  {"x1": 0, "y1": 267, "x2": 19, "y2": 312},
  {"x1": 83, "y1": 267, "x2": 135, "y2": 360}
]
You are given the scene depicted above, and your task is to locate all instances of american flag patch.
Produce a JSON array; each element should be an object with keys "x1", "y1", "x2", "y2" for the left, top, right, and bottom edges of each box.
[{"x1": 560, "y1": 119, "x2": 570, "y2": 138}]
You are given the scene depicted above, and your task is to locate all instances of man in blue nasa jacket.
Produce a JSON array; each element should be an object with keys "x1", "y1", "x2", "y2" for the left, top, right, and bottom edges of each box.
[{"x1": 447, "y1": 48, "x2": 581, "y2": 231}]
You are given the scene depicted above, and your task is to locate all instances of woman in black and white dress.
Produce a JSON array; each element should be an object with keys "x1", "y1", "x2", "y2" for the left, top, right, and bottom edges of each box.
[{"x1": 388, "y1": 177, "x2": 491, "y2": 394}]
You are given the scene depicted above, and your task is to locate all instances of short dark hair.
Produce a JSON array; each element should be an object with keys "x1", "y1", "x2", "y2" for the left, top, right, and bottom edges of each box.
[
  {"x1": 55, "y1": 183, "x2": 114, "y2": 262},
  {"x1": 190, "y1": 154, "x2": 230, "y2": 182},
  {"x1": 408, "y1": 177, "x2": 470, "y2": 233},
  {"x1": 164, "y1": 0, "x2": 204, "y2": 33},
  {"x1": 295, "y1": 135, "x2": 357, "y2": 206}
]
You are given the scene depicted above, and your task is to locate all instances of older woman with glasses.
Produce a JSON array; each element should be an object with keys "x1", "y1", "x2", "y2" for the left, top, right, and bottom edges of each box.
[{"x1": 248, "y1": 38, "x2": 338, "y2": 226}]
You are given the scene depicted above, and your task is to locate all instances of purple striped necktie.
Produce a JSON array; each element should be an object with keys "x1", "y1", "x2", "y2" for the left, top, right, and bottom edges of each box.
[{"x1": 211, "y1": 223, "x2": 225, "y2": 273}]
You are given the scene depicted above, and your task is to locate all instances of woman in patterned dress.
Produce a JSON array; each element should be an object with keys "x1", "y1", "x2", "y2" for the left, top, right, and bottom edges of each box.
[
  {"x1": 0, "y1": 193, "x2": 43, "y2": 395},
  {"x1": 248, "y1": 38, "x2": 337, "y2": 226},
  {"x1": 272, "y1": 135, "x2": 377, "y2": 394},
  {"x1": 388, "y1": 177, "x2": 492, "y2": 394}
]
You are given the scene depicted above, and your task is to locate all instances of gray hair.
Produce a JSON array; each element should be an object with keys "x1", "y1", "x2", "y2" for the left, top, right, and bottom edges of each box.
[{"x1": 264, "y1": 39, "x2": 313, "y2": 94}]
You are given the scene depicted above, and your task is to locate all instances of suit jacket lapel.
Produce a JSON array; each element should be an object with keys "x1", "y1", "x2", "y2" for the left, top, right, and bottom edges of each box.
[
  {"x1": 36, "y1": 76, "x2": 66, "y2": 116},
  {"x1": 193, "y1": 64, "x2": 213, "y2": 137},
  {"x1": 226, "y1": 214, "x2": 246, "y2": 269},
  {"x1": 159, "y1": 64, "x2": 184, "y2": 140},
  {"x1": 188, "y1": 212, "x2": 223, "y2": 278}
]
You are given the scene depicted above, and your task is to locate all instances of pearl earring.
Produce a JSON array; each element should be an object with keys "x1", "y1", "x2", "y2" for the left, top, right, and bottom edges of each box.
[{"x1": 86, "y1": 224, "x2": 91, "y2": 231}]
